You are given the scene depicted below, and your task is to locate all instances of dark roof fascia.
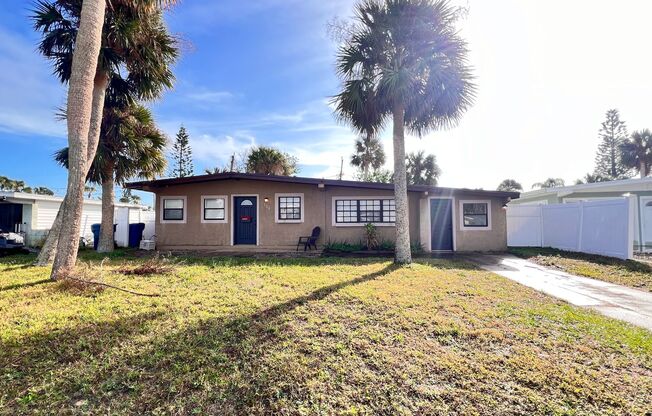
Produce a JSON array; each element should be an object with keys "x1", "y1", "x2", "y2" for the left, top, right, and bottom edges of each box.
[{"x1": 126, "y1": 172, "x2": 519, "y2": 199}]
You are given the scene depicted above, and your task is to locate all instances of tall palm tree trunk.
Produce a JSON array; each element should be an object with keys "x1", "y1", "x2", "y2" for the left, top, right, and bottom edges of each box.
[
  {"x1": 640, "y1": 160, "x2": 647, "y2": 179},
  {"x1": 36, "y1": 73, "x2": 109, "y2": 266},
  {"x1": 51, "y1": 0, "x2": 106, "y2": 280},
  {"x1": 392, "y1": 102, "x2": 412, "y2": 264},
  {"x1": 97, "y1": 162, "x2": 115, "y2": 252}
]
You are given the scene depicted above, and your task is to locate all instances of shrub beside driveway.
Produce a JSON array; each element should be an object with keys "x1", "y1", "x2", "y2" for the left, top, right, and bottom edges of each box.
[{"x1": 1, "y1": 252, "x2": 650, "y2": 414}]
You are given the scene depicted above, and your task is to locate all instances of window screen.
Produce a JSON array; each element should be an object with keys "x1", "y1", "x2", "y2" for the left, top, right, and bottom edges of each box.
[
  {"x1": 335, "y1": 199, "x2": 395, "y2": 223},
  {"x1": 462, "y1": 202, "x2": 488, "y2": 227},
  {"x1": 204, "y1": 198, "x2": 225, "y2": 220},
  {"x1": 163, "y1": 199, "x2": 184, "y2": 221},
  {"x1": 278, "y1": 196, "x2": 301, "y2": 220}
]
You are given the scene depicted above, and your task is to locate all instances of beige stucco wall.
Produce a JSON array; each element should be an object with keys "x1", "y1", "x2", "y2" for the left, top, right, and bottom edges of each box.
[
  {"x1": 453, "y1": 197, "x2": 508, "y2": 252},
  {"x1": 155, "y1": 180, "x2": 323, "y2": 248},
  {"x1": 152, "y1": 179, "x2": 507, "y2": 251}
]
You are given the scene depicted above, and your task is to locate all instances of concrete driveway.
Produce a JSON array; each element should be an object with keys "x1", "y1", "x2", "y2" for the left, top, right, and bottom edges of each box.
[{"x1": 462, "y1": 253, "x2": 652, "y2": 332}]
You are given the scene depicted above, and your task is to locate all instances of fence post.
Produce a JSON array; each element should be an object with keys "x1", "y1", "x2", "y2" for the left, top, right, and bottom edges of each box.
[
  {"x1": 628, "y1": 196, "x2": 636, "y2": 259},
  {"x1": 538, "y1": 205, "x2": 544, "y2": 247},
  {"x1": 577, "y1": 201, "x2": 584, "y2": 252}
]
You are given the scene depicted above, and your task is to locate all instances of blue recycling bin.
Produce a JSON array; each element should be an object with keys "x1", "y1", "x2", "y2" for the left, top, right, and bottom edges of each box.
[
  {"x1": 91, "y1": 223, "x2": 117, "y2": 250},
  {"x1": 128, "y1": 223, "x2": 146, "y2": 248}
]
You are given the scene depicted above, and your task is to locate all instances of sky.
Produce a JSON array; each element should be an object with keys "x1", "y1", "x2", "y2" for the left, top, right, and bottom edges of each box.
[{"x1": 1, "y1": 0, "x2": 651, "y2": 205}]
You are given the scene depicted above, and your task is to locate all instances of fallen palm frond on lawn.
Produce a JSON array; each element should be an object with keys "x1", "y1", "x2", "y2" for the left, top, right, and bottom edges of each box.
[
  {"x1": 57, "y1": 259, "x2": 161, "y2": 297},
  {"x1": 114, "y1": 253, "x2": 178, "y2": 276}
]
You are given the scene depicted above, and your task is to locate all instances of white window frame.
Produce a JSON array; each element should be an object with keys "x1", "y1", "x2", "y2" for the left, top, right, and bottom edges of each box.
[
  {"x1": 275, "y1": 193, "x2": 304, "y2": 223},
  {"x1": 459, "y1": 199, "x2": 492, "y2": 230},
  {"x1": 160, "y1": 196, "x2": 187, "y2": 224},
  {"x1": 331, "y1": 196, "x2": 396, "y2": 227},
  {"x1": 201, "y1": 195, "x2": 228, "y2": 224}
]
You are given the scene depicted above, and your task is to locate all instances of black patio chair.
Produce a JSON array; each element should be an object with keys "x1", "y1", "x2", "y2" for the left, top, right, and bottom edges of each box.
[{"x1": 297, "y1": 226, "x2": 321, "y2": 251}]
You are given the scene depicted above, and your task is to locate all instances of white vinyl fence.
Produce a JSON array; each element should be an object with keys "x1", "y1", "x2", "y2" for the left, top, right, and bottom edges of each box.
[
  {"x1": 507, "y1": 198, "x2": 634, "y2": 259},
  {"x1": 113, "y1": 207, "x2": 156, "y2": 248}
]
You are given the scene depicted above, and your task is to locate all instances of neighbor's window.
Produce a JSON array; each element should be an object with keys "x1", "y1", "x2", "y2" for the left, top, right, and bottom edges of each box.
[
  {"x1": 204, "y1": 197, "x2": 226, "y2": 220},
  {"x1": 278, "y1": 196, "x2": 302, "y2": 220},
  {"x1": 163, "y1": 198, "x2": 184, "y2": 221},
  {"x1": 462, "y1": 202, "x2": 488, "y2": 227},
  {"x1": 335, "y1": 199, "x2": 395, "y2": 224}
]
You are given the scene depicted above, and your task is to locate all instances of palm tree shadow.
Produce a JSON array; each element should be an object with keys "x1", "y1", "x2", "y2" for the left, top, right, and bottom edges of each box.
[
  {"x1": 4, "y1": 264, "x2": 400, "y2": 413},
  {"x1": 0, "y1": 278, "x2": 51, "y2": 292},
  {"x1": 251, "y1": 263, "x2": 398, "y2": 323}
]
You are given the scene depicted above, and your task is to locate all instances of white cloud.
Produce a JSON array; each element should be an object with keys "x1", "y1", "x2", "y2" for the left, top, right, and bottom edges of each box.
[
  {"x1": 0, "y1": 28, "x2": 66, "y2": 138},
  {"x1": 186, "y1": 90, "x2": 234, "y2": 103},
  {"x1": 190, "y1": 132, "x2": 257, "y2": 170}
]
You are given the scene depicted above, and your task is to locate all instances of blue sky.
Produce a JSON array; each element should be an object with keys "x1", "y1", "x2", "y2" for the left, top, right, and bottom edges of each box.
[{"x1": 1, "y1": 0, "x2": 652, "y2": 205}]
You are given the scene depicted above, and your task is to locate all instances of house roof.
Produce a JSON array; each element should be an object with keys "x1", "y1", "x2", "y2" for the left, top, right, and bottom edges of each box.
[
  {"x1": 0, "y1": 191, "x2": 146, "y2": 208},
  {"x1": 126, "y1": 172, "x2": 519, "y2": 199},
  {"x1": 517, "y1": 177, "x2": 652, "y2": 201}
]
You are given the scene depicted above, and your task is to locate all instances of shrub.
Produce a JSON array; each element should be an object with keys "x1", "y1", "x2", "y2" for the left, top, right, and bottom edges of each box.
[
  {"x1": 364, "y1": 223, "x2": 379, "y2": 250},
  {"x1": 323, "y1": 241, "x2": 364, "y2": 252}
]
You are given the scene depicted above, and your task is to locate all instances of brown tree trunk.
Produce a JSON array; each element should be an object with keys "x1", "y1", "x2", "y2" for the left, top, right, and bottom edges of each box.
[
  {"x1": 97, "y1": 162, "x2": 115, "y2": 252},
  {"x1": 640, "y1": 160, "x2": 647, "y2": 179},
  {"x1": 51, "y1": 0, "x2": 106, "y2": 280},
  {"x1": 37, "y1": 73, "x2": 109, "y2": 266},
  {"x1": 392, "y1": 101, "x2": 412, "y2": 264}
]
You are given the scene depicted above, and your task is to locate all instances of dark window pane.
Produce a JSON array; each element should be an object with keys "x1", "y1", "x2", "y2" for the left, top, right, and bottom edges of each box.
[
  {"x1": 163, "y1": 208, "x2": 183, "y2": 220},
  {"x1": 463, "y1": 203, "x2": 487, "y2": 215},
  {"x1": 463, "y1": 214, "x2": 488, "y2": 227},
  {"x1": 279, "y1": 196, "x2": 302, "y2": 220}
]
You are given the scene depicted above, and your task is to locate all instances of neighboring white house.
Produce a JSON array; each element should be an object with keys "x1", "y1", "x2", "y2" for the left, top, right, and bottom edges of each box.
[
  {"x1": 510, "y1": 177, "x2": 652, "y2": 251},
  {"x1": 0, "y1": 191, "x2": 153, "y2": 247}
]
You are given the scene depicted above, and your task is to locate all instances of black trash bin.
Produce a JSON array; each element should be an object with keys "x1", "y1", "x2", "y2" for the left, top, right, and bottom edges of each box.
[
  {"x1": 128, "y1": 223, "x2": 146, "y2": 248},
  {"x1": 91, "y1": 223, "x2": 117, "y2": 250}
]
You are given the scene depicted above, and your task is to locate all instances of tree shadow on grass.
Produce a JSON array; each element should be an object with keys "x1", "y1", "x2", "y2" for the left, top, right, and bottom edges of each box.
[
  {"x1": 3, "y1": 264, "x2": 399, "y2": 414},
  {"x1": 0, "y1": 311, "x2": 165, "y2": 410},
  {"x1": 0, "y1": 278, "x2": 51, "y2": 292}
]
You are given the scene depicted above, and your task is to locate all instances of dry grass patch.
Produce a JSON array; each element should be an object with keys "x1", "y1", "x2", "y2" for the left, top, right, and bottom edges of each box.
[
  {"x1": 0, "y1": 252, "x2": 650, "y2": 415},
  {"x1": 510, "y1": 247, "x2": 652, "y2": 291}
]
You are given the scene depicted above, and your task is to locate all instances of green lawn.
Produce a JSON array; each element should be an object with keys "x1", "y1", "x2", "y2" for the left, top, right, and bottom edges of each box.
[
  {"x1": 1, "y1": 251, "x2": 651, "y2": 415},
  {"x1": 510, "y1": 247, "x2": 652, "y2": 292}
]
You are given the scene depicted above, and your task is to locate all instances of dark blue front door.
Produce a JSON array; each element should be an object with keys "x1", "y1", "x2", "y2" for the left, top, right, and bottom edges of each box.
[
  {"x1": 234, "y1": 196, "x2": 257, "y2": 244},
  {"x1": 430, "y1": 199, "x2": 453, "y2": 251}
]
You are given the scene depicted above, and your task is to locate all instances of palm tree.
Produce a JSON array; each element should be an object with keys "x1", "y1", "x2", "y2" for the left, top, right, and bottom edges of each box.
[
  {"x1": 33, "y1": 187, "x2": 55, "y2": 196},
  {"x1": 497, "y1": 179, "x2": 522, "y2": 192},
  {"x1": 351, "y1": 134, "x2": 386, "y2": 177},
  {"x1": 246, "y1": 146, "x2": 298, "y2": 176},
  {"x1": 406, "y1": 151, "x2": 441, "y2": 185},
  {"x1": 0, "y1": 176, "x2": 10, "y2": 190},
  {"x1": 333, "y1": 0, "x2": 474, "y2": 263},
  {"x1": 532, "y1": 178, "x2": 565, "y2": 189},
  {"x1": 574, "y1": 173, "x2": 610, "y2": 185},
  {"x1": 119, "y1": 189, "x2": 142, "y2": 204},
  {"x1": 33, "y1": 0, "x2": 177, "y2": 271},
  {"x1": 620, "y1": 129, "x2": 652, "y2": 179},
  {"x1": 55, "y1": 104, "x2": 166, "y2": 252}
]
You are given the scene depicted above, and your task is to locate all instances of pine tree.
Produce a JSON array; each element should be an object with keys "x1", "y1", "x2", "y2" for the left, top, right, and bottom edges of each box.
[
  {"x1": 170, "y1": 126, "x2": 194, "y2": 178},
  {"x1": 594, "y1": 109, "x2": 630, "y2": 179}
]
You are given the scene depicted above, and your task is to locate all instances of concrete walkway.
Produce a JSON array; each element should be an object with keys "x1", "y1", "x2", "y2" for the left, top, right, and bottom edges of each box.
[{"x1": 463, "y1": 253, "x2": 652, "y2": 332}]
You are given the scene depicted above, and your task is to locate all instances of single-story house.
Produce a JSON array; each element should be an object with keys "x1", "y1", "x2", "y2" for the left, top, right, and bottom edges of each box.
[
  {"x1": 126, "y1": 173, "x2": 518, "y2": 252},
  {"x1": 510, "y1": 177, "x2": 652, "y2": 251},
  {"x1": 0, "y1": 191, "x2": 150, "y2": 246}
]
